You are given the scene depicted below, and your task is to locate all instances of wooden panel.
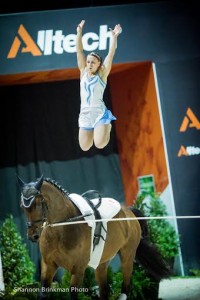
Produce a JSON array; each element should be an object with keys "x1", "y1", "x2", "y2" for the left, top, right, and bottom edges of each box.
[
  {"x1": 0, "y1": 69, "x2": 80, "y2": 86},
  {"x1": 0, "y1": 63, "x2": 135, "y2": 86},
  {"x1": 110, "y1": 62, "x2": 168, "y2": 205}
]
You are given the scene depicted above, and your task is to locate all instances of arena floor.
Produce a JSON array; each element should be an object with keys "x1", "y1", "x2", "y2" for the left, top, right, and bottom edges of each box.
[{"x1": 158, "y1": 278, "x2": 200, "y2": 300}]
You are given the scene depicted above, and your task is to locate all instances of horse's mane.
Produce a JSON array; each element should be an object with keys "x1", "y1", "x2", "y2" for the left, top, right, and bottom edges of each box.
[{"x1": 44, "y1": 178, "x2": 70, "y2": 198}]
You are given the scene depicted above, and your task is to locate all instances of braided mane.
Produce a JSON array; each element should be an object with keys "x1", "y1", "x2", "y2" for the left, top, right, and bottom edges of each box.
[{"x1": 44, "y1": 178, "x2": 70, "y2": 198}]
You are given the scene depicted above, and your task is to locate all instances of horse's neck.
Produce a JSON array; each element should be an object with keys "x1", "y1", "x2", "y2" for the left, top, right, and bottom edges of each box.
[{"x1": 41, "y1": 183, "x2": 77, "y2": 223}]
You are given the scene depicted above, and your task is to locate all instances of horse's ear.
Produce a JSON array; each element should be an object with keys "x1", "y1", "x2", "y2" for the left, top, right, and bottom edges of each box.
[
  {"x1": 16, "y1": 174, "x2": 26, "y2": 189},
  {"x1": 35, "y1": 175, "x2": 44, "y2": 191}
]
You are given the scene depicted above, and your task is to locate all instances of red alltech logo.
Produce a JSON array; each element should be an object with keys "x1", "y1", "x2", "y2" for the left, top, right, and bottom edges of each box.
[{"x1": 178, "y1": 108, "x2": 200, "y2": 157}]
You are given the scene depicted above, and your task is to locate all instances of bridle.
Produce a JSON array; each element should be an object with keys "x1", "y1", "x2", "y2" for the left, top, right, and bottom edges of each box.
[
  {"x1": 21, "y1": 192, "x2": 48, "y2": 229},
  {"x1": 19, "y1": 177, "x2": 102, "y2": 231}
]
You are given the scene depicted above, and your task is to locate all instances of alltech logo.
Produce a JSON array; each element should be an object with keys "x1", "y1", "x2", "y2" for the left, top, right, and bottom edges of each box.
[
  {"x1": 177, "y1": 145, "x2": 200, "y2": 157},
  {"x1": 179, "y1": 107, "x2": 200, "y2": 132},
  {"x1": 7, "y1": 24, "x2": 112, "y2": 59},
  {"x1": 177, "y1": 107, "x2": 200, "y2": 157}
]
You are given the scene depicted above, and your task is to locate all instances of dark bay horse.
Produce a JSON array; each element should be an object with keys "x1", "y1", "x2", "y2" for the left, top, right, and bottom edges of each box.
[{"x1": 17, "y1": 175, "x2": 171, "y2": 300}]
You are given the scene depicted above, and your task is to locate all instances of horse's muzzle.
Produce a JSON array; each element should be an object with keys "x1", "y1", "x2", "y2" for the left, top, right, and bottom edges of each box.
[
  {"x1": 28, "y1": 233, "x2": 40, "y2": 243},
  {"x1": 27, "y1": 228, "x2": 40, "y2": 242}
]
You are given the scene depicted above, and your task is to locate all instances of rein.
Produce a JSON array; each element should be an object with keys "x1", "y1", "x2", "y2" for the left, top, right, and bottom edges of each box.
[
  {"x1": 43, "y1": 210, "x2": 93, "y2": 228},
  {"x1": 22, "y1": 191, "x2": 93, "y2": 229},
  {"x1": 46, "y1": 190, "x2": 102, "y2": 227},
  {"x1": 21, "y1": 177, "x2": 101, "y2": 232}
]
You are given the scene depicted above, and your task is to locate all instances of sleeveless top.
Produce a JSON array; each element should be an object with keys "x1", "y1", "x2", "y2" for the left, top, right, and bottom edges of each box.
[{"x1": 79, "y1": 72, "x2": 116, "y2": 129}]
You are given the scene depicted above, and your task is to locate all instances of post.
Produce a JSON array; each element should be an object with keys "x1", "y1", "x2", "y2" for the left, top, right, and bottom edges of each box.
[{"x1": 0, "y1": 251, "x2": 5, "y2": 292}]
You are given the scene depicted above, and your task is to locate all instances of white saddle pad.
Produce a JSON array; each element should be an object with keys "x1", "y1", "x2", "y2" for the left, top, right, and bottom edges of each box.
[{"x1": 69, "y1": 193, "x2": 121, "y2": 269}]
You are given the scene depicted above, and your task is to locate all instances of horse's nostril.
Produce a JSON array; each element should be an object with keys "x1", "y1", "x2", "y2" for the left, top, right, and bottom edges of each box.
[
  {"x1": 33, "y1": 234, "x2": 39, "y2": 241},
  {"x1": 29, "y1": 234, "x2": 39, "y2": 242}
]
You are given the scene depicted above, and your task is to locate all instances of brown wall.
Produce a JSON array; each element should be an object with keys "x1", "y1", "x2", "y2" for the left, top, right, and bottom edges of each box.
[{"x1": 110, "y1": 62, "x2": 168, "y2": 205}]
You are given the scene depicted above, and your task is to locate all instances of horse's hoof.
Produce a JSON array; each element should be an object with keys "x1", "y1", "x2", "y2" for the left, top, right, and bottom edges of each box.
[{"x1": 118, "y1": 294, "x2": 127, "y2": 300}]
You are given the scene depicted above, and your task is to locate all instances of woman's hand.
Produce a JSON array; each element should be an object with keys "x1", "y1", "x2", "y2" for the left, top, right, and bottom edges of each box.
[
  {"x1": 77, "y1": 20, "x2": 85, "y2": 34},
  {"x1": 109, "y1": 24, "x2": 122, "y2": 37}
]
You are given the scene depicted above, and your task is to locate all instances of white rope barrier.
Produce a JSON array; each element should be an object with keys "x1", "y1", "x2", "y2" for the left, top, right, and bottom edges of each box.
[{"x1": 45, "y1": 215, "x2": 200, "y2": 228}]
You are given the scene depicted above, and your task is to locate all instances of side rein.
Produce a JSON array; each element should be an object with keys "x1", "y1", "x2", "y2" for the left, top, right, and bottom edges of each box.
[{"x1": 17, "y1": 175, "x2": 105, "y2": 248}]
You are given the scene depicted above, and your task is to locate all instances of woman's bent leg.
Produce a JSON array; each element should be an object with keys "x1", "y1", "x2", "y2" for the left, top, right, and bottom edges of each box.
[
  {"x1": 79, "y1": 128, "x2": 94, "y2": 151},
  {"x1": 93, "y1": 124, "x2": 112, "y2": 149}
]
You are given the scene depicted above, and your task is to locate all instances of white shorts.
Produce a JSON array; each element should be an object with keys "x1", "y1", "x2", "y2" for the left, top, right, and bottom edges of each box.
[{"x1": 79, "y1": 107, "x2": 116, "y2": 130}]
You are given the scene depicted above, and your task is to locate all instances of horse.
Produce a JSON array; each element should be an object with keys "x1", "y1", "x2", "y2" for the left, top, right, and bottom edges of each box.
[{"x1": 17, "y1": 175, "x2": 171, "y2": 300}]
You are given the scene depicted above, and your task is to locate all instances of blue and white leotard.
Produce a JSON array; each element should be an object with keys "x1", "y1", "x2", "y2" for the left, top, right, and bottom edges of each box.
[{"x1": 78, "y1": 71, "x2": 116, "y2": 130}]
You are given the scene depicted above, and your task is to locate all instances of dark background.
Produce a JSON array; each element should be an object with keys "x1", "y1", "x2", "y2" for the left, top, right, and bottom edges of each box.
[{"x1": 0, "y1": 0, "x2": 176, "y2": 15}]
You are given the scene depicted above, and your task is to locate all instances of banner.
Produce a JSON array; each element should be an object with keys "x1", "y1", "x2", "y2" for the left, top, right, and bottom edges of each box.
[{"x1": 155, "y1": 58, "x2": 200, "y2": 273}]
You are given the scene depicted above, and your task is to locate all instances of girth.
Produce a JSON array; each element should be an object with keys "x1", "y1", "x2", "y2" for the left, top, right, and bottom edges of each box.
[{"x1": 81, "y1": 190, "x2": 106, "y2": 250}]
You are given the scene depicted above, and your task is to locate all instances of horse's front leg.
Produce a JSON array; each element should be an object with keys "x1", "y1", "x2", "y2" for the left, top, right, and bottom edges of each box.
[
  {"x1": 69, "y1": 272, "x2": 85, "y2": 300},
  {"x1": 39, "y1": 259, "x2": 57, "y2": 299}
]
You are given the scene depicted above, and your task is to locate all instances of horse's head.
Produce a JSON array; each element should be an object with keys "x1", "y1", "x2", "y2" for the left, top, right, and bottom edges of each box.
[{"x1": 17, "y1": 175, "x2": 47, "y2": 243}]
